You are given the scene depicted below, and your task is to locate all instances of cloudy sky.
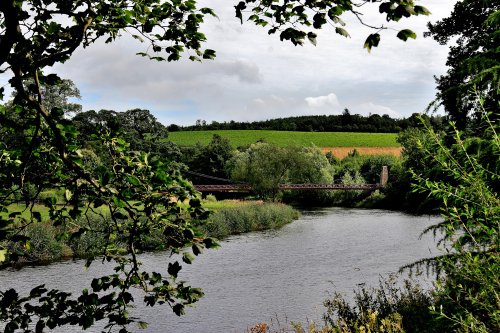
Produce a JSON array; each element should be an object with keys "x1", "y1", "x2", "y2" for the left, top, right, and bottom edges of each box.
[{"x1": 4, "y1": 0, "x2": 457, "y2": 126}]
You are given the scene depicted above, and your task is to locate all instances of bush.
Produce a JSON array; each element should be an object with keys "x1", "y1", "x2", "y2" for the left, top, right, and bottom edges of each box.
[
  {"x1": 205, "y1": 194, "x2": 217, "y2": 202},
  {"x1": 359, "y1": 155, "x2": 400, "y2": 184},
  {"x1": 10, "y1": 223, "x2": 70, "y2": 263},
  {"x1": 70, "y1": 214, "x2": 110, "y2": 258},
  {"x1": 322, "y1": 276, "x2": 439, "y2": 333},
  {"x1": 329, "y1": 171, "x2": 367, "y2": 206}
]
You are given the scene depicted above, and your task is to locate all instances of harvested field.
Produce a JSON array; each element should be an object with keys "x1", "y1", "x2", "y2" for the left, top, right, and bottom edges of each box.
[{"x1": 321, "y1": 147, "x2": 402, "y2": 159}]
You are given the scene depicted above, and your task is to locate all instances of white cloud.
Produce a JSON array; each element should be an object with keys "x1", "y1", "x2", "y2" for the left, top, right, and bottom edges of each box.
[
  {"x1": 305, "y1": 93, "x2": 341, "y2": 109},
  {"x1": 356, "y1": 102, "x2": 401, "y2": 118}
]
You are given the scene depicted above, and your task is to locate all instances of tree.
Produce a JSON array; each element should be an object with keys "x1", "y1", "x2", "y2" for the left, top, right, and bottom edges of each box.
[
  {"x1": 38, "y1": 79, "x2": 82, "y2": 117},
  {"x1": 410, "y1": 106, "x2": 500, "y2": 332},
  {"x1": 183, "y1": 134, "x2": 234, "y2": 184},
  {"x1": 228, "y1": 143, "x2": 332, "y2": 200},
  {"x1": 0, "y1": 0, "x2": 431, "y2": 331},
  {"x1": 426, "y1": 0, "x2": 500, "y2": 130},
  {"x1": 73, "y1": 109, "x2": 181, "y2": 163}
]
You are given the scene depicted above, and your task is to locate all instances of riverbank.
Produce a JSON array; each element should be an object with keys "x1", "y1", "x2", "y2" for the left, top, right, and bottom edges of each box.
[{"x1": 2, "y1": 199, "x2": 299, "y2": 266}]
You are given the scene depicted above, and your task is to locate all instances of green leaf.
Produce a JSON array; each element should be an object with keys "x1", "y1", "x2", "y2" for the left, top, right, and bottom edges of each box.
[
  {"x1": 172, "y1": 303, "x2": 185, "y2": 316},
  {"x1": 8, "y1": 211, "x2": 21, "y2": 218},
  {"x1": 132, "y1": 34, "x2": 146, "y2": 43},
  {"x1": 203, "y1": 237, "x2": 219, "y2": 249},
  {"x1": 335, "y1": 27, "x2": 350, "y2": 38},
  {"x1": 192, "y1": 243, "x2": 202, "y2": 256},
  {"x1": 112, "y1": 211, "x2": 128, "y2": 220},
  {"x1": 0, "y1": 249, "x2": 7, "y2": 262},
  {"x1": 397, "y1": 29, "x2": 417, "y2": 42},
  {"x1": 65, "y1": 189, "x2": 73, "y2": 201},
  {"x1": 168, "y1": 261, "x2": 182, "y2": 278},
  {"x1": 202, "y1": 49, "x2": 216, "y2": 60},
  {"x1": 126, "y1": 175, "x2": 141, "y2": 186},
  {"x1": 138, "y1": 321, "x2": 149, "y2": 329},
  {"x1": 307, "y1": 32, "x2": 317, "y2": 46},
  {"x1": 113, "y1": 197, "x2": 125, "y2": 208},
  {"x1": 414, "y1": 5, "x2": 431, "y2": 16},
  {"x1": 363, "y1": 33, "x2": 380, "y2": 52},
  {"x1": 182, "y1": 252, "x2": 195, "y2": 264}
]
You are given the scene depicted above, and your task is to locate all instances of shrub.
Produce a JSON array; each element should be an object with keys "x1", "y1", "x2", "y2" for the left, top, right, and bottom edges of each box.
[
  {"x1": 70, "y1": 215, "x2": 110, "y2": 258},
  {"x1": 205, "y1": 194, "x2": 217, "y2": 202},
  {"x1": 323, "y1": 276, "x2": 439, "y2": 333},
  {"x1": 10, "y1": 223, "x2": 69, "y2": 263}
]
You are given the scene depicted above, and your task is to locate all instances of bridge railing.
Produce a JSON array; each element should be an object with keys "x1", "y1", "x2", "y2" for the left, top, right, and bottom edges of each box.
[
  {"x1": 192, "y1": 166, "x2": 388, "y2": 192},
  {"x1": 194, "y1": 183, "x2": 381, "y2": 192}
]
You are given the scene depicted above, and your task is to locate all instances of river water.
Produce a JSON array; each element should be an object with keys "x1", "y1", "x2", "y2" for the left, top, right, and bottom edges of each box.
[{"x1": 0, "y1": 208, "x2": 441, "y2": 332}]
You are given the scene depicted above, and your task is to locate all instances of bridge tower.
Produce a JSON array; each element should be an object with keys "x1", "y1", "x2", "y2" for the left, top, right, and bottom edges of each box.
[{"x1": 380, "y1": 166, "x2": 389, "y2": 187}]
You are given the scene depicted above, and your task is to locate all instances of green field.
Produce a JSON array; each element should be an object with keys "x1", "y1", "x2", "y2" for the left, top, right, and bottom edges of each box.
[{"x1": 168, "y1": 130, "x2": 399, "y2": 148}]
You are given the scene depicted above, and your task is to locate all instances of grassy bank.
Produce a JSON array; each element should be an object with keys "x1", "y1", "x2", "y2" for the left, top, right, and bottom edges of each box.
[
  {"x1": 202, "y1": 200, "x2": 299, "y2": 239},
  {"x1": 2, "y1": 200, "x2": 299, "y2": 265},
  {"x1": 169, "y1": 130, "x2": 399, "y2": 148}
]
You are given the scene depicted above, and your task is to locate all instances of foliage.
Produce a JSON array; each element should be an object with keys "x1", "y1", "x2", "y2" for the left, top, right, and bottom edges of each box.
[
  {"x1": 227, "y1": 143, "x2": 332, "y2": 200},
  {"x1": 408, "y1": 106, "x2": 500, "y2": 332},
  {"x1": 359, "y1": 155, "x2": 400, "y2": 185},
  {"x1": 73, "y1": 109, "x2": 181, "y2": 162},
  {"x1": 322, "y1": 277, "x2": 436, "y2": 333},
  {"x1": 329, "y1": 170, "x2": 366, "y2": 205},
  {"x1": 431, "y1": 252, "x2": 499, "y2": 333},
  {"x1": 0, "y1": 133, "x2": 216, "y2": 331},
  {"x1": 426, "y1": 0, "x2": 500, "y2": 130},
  {"x1": 170, "y1": 130, "x2": 399, "y2": 149},
  {"x1": 181, "y1": 134, "x2": 234, "y2": 184},
  {"x1": 9, "y1": 222, "x2": 70, "y2": 263},
  {"x1": 411, "y1": 115, "x2": 499, "y2": 255},
  {"x1": 235, "y1": 0, "x2": 429, "y2": 51},
  {"x1": 172, "y1": 112, "x2": 446, "y2": 133},
  {"x1": 381, "y1": 127, "x2": 442, "y2": 213},
  {"x1": 251, "y1": 277, "x2": 436, "y2": 333}
]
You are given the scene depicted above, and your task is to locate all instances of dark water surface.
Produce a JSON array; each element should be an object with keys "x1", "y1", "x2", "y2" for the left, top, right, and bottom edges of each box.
[{"x1": 0, "y1": 208, "x2": 441, "y2": 332}]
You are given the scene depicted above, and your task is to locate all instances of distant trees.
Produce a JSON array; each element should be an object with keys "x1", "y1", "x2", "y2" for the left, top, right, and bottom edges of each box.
[
  {"x1": 171, "y1": 112, "x2": 446, "y2": 133},
  {"x1": 73, "y1": 109, "x2": 180, "y2": 162}
]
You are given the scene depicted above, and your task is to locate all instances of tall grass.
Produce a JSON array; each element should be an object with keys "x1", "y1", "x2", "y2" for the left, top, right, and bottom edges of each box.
[
  {"x1": 4, "y1": 200, "x2": 299, "y2": 264},
  {"x1": 203, "y1": 201, "x2": 299, "y2": 239}
]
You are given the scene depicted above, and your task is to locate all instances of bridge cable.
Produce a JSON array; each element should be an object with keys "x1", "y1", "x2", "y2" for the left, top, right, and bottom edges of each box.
[{"x1": 184, "y1": 170, "x2": 247, "y2": 184}]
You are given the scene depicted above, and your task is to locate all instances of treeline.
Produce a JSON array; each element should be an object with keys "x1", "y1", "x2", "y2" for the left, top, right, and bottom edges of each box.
[{"x1": 169, "y1": 109, "x2": 446, "y2": 133}]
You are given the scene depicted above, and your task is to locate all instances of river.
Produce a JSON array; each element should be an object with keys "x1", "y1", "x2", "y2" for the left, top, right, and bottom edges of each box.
[{"x1": 0, "y1": 208, "x2": 441, "y2": 332}]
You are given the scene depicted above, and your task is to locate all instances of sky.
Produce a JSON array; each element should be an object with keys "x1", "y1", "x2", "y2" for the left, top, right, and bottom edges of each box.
[{"x1": 3, "y1": 0, "x2": 458, "y2": 126}]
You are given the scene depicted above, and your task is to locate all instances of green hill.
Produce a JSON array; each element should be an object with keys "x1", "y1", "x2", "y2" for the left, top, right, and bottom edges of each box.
[{"x1": 168, "y1": 130, "x2": 399, "y2": 148}]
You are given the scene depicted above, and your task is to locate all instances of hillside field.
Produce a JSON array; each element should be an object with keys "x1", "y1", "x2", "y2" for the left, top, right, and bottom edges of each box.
[{"x1": 168, "y1": 130, "x2": 399, "y2": 148}]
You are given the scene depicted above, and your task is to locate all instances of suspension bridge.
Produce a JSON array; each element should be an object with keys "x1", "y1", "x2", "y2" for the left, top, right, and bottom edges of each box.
[{"x1": 190, "y1": 166, "x2": 389, "y2": 193}]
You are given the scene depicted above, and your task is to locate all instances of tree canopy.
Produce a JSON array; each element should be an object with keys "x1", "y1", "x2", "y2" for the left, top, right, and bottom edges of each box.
[
  {"x1": 426, "y1": 0, "x2": 500, "y2": 130},
  {"x1": 228, "y1": 143, "x2": 333, "y2": 200}
]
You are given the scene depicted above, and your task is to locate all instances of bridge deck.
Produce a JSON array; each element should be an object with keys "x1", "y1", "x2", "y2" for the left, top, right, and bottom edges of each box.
[{"x1": 194, "y1": 183, "x2": 381, "y2": 192}]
